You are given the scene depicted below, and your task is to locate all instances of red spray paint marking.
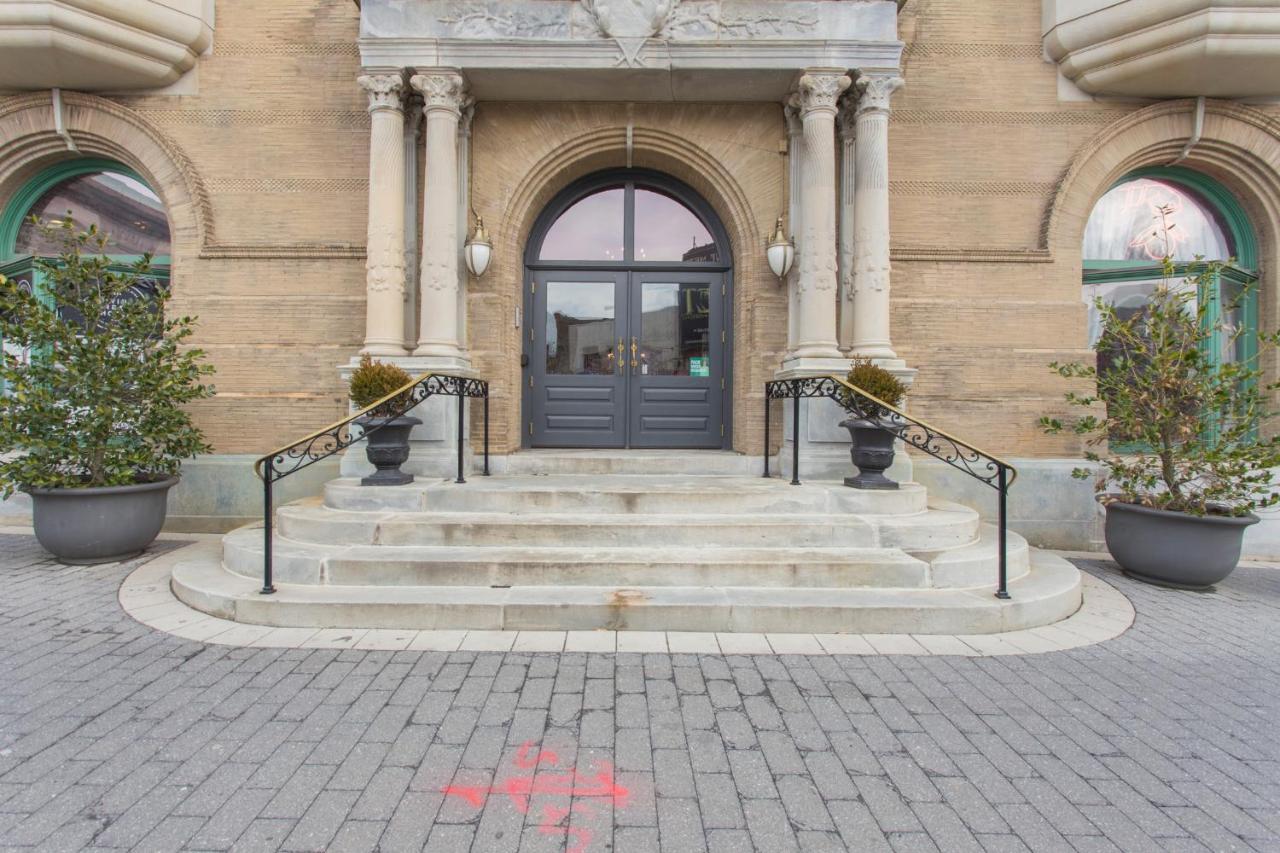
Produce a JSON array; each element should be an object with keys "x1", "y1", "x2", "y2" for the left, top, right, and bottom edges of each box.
[{"x1": 442, "y1": 741, "x2": 630, "y2": 853}]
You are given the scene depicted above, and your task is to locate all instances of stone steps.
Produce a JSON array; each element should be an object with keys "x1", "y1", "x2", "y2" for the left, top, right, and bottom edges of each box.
[
  {"x1": 324, "y1": 475, "x2": 928, "y2": 516},
  {"x1": 171, "y1": 548, "x2": 1079, "y2": 635},
  {"x1": 270, "y1": 501, "x2": 977, "y2": 551},
  {"x1": 171, "y1": 463, "x2": 1079, "y2": 635},
  {"x1": 485, "y1": 449, "x2": 764, "y2": 477}
]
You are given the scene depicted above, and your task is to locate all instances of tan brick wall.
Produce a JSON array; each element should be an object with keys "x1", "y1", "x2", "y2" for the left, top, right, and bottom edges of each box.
[
  {"x1": 115, "y1": 0, "x2": 368, "y2": 455},
  {"x1": 7, "y1": 0, "x2": 1276, "y2": 462}
]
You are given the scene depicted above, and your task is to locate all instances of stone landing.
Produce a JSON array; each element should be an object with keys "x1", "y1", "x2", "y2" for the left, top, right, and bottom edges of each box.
[{"x1": 172, "y1": 452, "x2": 1082, "y2": 634}]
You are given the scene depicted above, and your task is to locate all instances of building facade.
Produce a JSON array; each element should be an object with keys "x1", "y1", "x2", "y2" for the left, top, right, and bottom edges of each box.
[{"x1": 3, "y1": 0, "x2": 1280, "y2": 553}]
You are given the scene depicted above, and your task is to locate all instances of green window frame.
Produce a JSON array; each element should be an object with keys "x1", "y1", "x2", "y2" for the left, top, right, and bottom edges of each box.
[
  {"x1": 1082, "y1": 166, "x2": 1260, "y2": 447},
  {"x1": 1, "y1": 159, "x2": 171, "y2": 393}
]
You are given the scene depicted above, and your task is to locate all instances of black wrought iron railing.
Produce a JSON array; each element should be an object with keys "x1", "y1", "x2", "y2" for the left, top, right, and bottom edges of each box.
[
  {"x1": 765, "y1": 375, "x2": 1019, "y2": 599},
  {"x1": 253, "y1": 372, "x2": 489, "y2": 594}
]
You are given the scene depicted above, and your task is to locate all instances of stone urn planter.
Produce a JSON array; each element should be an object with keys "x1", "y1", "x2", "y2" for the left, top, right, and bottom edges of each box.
[
  {"x1": 839, "y1": 417, "x2": 899, "y2": 490},
  {"x1": 28, "y1": 476, "x2": 179, "y2": 564},
  {"x1": 358, "y1": 415, "x2": 421, "y2": 486},
  {"x1": 1104, "y1": 500, "x2": 1258, "y2": 589}
]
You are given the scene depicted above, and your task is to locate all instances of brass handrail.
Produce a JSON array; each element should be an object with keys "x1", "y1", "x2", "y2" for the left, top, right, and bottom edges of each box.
[
  {"x1": 826, "y1": 375, "x2": 1018, "y2": 487},
  {"x1": 763, "y1": 373, "x2": 1017, "y2": 600},
  {"x1": 254, "y1": 370, "x2": 489, "y2": 595},
  {"x1": 253, "y1": 370, "x2": 434, "y2": 481}
]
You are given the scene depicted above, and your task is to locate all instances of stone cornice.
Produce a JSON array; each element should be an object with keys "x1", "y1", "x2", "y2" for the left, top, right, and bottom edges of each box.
[
  {"x1": 855, "y1": 74, "x2": 903, "y2": 117},
  {"x1": 358, "y1": 74, "x2": 405, "y2": 113},
  {"x1": 410, "y1": 70, "x2": 470, "y2": 115},
  {"x1": 793, "y1": 70, "x2": 851, "y2": 116}
]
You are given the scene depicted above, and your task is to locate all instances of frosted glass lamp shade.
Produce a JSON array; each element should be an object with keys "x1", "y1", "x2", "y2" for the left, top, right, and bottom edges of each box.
[
  {"x1": 464, "y1": 216, "x2": 492, "y2": 277},
  {"x1": 765, "y1": 216, "x2": 795, "y2": 279}
]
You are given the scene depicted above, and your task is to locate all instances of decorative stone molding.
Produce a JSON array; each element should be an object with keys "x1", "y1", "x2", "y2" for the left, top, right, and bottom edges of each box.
[
  {"x1": 1043, "y1": 98, "x2": 1280, "y2": 255},
  {"x1": 0, "y1": 0, "x2": 213, "y2": 91},
  {"x1": 410, "y1": 71, "x2": 470, "y2": 114},
  {"x1": 138, "y1": 109, "x2": 371, "y2": 128},
  {"x1": 358, "y1": 74, "x2": 406, "y2": 113},
  {"x1": 1044, "y1": 0, "x2": 1280, "y2": 98},
  {"x1": 892, "y1": 109, "x2": 1127, "y2": 126},
  {"x1": 855, "y1": 75, "x2": 904, "y2": 117},
  {"x1": 0, "y1": 91, "x2": 212, "y2": 250},
  {"x1": 359, "y1": 0, "x2": 901, "y2": 90},
  {"x1": 794, "y1": 71, "x2": 851, "y2": 116}
]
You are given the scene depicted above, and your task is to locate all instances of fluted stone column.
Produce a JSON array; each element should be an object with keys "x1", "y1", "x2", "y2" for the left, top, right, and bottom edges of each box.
[
  {"x1": 783, "y1": 103, "x2": 804, "y2": 351},
  {"x1": 837, "y1": 99, "x2": 857, "y2": 353},
  {"x1": 410, "y1": 69, "x2": 470, "y2": 368},
  {"x1": 850, "y1": 74, "x2": 903, "y2": 362},
  {"x1": 781, "y1": 69, "x2": 850, "y2": 374},
  {"x1": 358, "y1": 73, "x2": 408, "y2": 356}
]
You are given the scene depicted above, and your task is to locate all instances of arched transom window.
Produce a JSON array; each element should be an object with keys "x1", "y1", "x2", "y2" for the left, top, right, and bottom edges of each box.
[{"x1": 1082, "y1": 167, "x2": 1258, "y2": 370}]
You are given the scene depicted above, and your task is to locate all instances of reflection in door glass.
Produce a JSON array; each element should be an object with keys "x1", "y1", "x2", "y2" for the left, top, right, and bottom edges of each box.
[
  {"x1": 546, "y1": 282, "x2": 616, "y2": 375},
  {"x1": 539, "y1": 188, "x2": 626, "y2": 261},
  {"x1": 639, "y1": 282, "x2": 710, "y2": 376},
  {"x1": 633, "y1": 189, "x2": 718, "y2": 262}
]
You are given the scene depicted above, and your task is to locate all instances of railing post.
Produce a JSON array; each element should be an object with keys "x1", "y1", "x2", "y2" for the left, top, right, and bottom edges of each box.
[
  {"x1": 763, "y1": 390, "x2": 771, "y2": 479},
  {"x1": 483, "y1": 389, "x2": 490, "y2": 476},
  {"x1": 996, "y1": 466, "x2": 1010, "y2": 600},
  {"x1": 261, "y1": 461, "x2": 276, "y2": 595},
  {"x1": 790, "y1": 390, "x2": 801, "y2": 486},
  {"x1": 456, "y1": 393, "x2": 466, "y2": 484}
]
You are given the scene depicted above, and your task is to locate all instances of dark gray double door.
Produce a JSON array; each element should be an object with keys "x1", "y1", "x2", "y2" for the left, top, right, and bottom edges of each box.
[{"x1": 526, "y1": 269, "x2": 727, "y2": 448}]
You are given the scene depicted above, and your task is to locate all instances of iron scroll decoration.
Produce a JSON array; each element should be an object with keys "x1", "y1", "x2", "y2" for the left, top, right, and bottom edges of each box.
[
  {"x1": 764, "y1": 376, "x2": 1017, "y2": 489},
  {"x1": 255, "y1": 373, "x2": 489, "y2": 484}
]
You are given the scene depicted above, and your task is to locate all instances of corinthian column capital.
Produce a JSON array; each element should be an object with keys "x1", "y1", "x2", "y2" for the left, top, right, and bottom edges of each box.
[
  {"x1": 854, "y1": 74, "x2": 904, "y2": 117},
  {"x1": 837, "y1": 95, "x2": 858, "y2": 140},
  {"x1": 358, "y1": 73, "x2": 405, "y2": 113},
  {"x1": 410, "y1": 70, "x2": 470, "y2": 115},
  {"x1": 792, "y1": 69, "x2": 851, "y2": 116}
]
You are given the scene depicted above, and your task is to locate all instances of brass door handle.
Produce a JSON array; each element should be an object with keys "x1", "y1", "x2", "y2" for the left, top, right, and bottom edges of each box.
[
  {"x1": 630, "y1": 337, "x2": 638, "y2": 373},
  {"x1": 616, "y1": 338, "x2": 624, "y2": 374}
]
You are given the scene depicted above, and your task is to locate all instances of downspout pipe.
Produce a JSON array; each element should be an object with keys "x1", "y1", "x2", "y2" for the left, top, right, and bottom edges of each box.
[
  {"x1": 1170, "y1": 96, "x2": 1205, "y2": 165},
  {"x1": 51, "y1": 88, "x2": 78, "y2": 152}
]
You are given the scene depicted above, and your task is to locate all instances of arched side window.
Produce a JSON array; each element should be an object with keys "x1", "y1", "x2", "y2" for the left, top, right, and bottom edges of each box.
[
  {"x1": 1, "y1": 159, "x2": 171, "y2": 391},
  {"x1": 1082, "y1": 166, "x2": 1259, "y2": 375}
]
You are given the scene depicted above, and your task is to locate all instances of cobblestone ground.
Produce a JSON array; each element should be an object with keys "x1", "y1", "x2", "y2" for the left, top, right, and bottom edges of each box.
[{"x1": 0, "y1": 533, "x2": 1278, "y2": 852}]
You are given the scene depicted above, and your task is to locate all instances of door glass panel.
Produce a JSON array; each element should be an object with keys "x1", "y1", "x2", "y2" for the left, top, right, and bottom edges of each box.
[
  {"x1": 633, "y1": 189, "x2": 718, "y2": 263},
  {"x1": 539, "y1": 188, "x2": 625, "y2": 261},
  {"x1": 639, "y1": 282, "x2": 711, "y2": 376},
  {"x1": 545, "y1": 281, "x2": 616, "y2": 375}
]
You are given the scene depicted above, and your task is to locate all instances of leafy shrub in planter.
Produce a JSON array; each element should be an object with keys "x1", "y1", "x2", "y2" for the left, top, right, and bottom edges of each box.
[
  {"x1": 840, "y1": 357, "x2": 907, "y2": 414},
  {"x1": 0, "y1": 218, "x2": 214, "y2": 496},
  {"x1": 349, "y1": 354, "x2": 413, "y2": 417},
  {"x1": 1041, "y1": 258, "x2": 1280, "y2": 517}
]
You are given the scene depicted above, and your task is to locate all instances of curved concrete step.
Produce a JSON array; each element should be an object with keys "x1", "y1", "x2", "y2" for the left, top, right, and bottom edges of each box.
[
  {"x1": 488, "y1": 449, "x2": 764, "y2": 477},
  {"x1": 276, "y1": 499, "x2": 977, "y2": 551},
  {"x1": 172, "y1": 549, "x2": 1082, "y2": 635},
  {"x1": 324, "y1": 476, "x2": 930, "y2": 516},
  {"x1": 911, "y1": 525, "x2": 1032, "y2": 588},
  {"x1": 222, "y1": 526, "x2": 932, "y2": 588}
]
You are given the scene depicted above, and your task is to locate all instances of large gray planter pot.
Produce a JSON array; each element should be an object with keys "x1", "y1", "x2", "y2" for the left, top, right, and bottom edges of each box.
[
  {"x1": 358, "y1": 415, "x2": 421, "y2": 486},
  {"x1": 28, "y1": 476, "x2": 178, "y2": 565},
  {"x1": 1105, "y1": 500, "x2": 1258, "y2": 589},
  {"x1": 839, "y1": 417, "x2": 899, "y2": 490}
]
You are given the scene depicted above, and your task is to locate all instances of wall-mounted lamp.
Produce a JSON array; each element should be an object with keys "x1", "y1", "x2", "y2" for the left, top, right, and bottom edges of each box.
[
  {"x1": 765, "y1": 216, "x2": 795, "y2": 280},
  {"x1": 464, "y1": 216, "x2": 492, "y2": 278}
]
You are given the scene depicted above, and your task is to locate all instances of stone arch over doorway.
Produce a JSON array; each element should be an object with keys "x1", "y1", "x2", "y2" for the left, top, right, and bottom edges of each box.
[
  {"x1": 1043, "y1": 98, "x2": 1280, "y2": 391},
  {"x1": 521, "y1": 167, "x2": 735, "y2": 449},
  {"x1": 468, "y1": 104, "x2": 785, "y2": 456},
  {"x1": 0, "y1": 92, "x2": 211, "y2": 286}
]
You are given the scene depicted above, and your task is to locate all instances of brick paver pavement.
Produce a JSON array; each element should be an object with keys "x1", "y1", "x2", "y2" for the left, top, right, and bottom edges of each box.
[{"x1": 0, "y1": 531, "x2": 1277, "y2": 852}]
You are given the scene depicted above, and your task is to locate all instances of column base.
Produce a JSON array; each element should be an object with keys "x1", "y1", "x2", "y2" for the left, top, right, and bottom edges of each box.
[
  {"x1": 360, "y1": 341, "x2": 410, "y2": 357},
  {"x1": 775, "y1": 356, "x2": 851, "y2": 380}
]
